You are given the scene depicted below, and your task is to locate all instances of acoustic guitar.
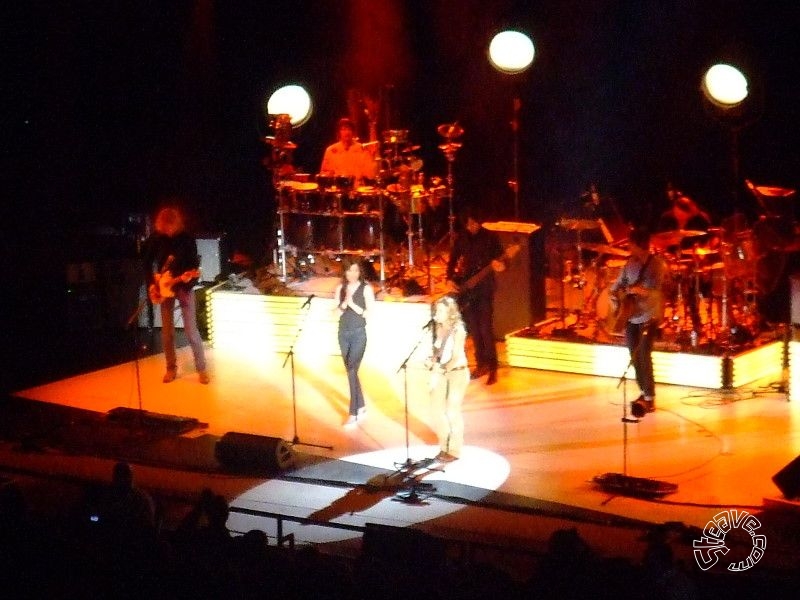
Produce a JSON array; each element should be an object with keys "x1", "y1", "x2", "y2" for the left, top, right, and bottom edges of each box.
[{"x1": 606, "y1": 289, "x2": 638, "y2": 335}]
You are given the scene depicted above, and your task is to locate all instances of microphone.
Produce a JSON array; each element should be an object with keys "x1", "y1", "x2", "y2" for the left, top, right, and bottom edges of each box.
[
  {"x1": 301, "y1": 294, "x2": 315, "y2": 309},
  {"x1": 422, "y1": 318, "x2": 435, "y2": 330}
]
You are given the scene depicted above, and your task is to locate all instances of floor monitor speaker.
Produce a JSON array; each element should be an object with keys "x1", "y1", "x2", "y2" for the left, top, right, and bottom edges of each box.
[
  {"x1": 772, "y1": 453, "x2": 800, "y2": 499},
  {"x1": 215, "y1": 432, "x2": 295, "y2": 473}
]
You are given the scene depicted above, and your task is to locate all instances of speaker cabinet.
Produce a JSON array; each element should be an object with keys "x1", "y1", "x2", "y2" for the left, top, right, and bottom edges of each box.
[
  {"x1": 215, "y1": 432, "x2": 295, "y2": 474},
  {"x1": 196, "y1": 236, "x2": 226, "y2": 283},
  {"x1": 483, "y1": 222, "x2": 546, "y2": 339},
  {"x1": 773, "y1": 454, "x2": 800, "y2": 499}
]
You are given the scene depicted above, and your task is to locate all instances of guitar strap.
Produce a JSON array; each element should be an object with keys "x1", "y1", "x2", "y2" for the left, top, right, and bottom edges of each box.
[{"x1": 626, "y1": 253, "x2": 653, "y2": 289}]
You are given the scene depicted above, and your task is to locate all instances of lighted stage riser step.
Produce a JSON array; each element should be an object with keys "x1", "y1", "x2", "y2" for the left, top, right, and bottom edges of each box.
[{"x1": 506, "y1": 335, "x2": 782, "y2": 390}]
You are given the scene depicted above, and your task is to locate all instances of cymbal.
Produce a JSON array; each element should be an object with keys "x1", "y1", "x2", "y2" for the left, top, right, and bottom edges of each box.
[
  {"x1": 584, "y1": 243, "x2": 630, "y2": 257},
  {"x1": 557, "y1": 218, "x2": 599, "y2": 231},
  {"x1": 437, "y1": 122, "x2": 464, "y2": 139},
  {"x1": 650, "y1": 229, "x2": 706, "y2": 248},
  {"x1": 680, "y1": 246, "x2": 718, "y2": 257},
  {"x1": 382, "y1": 129, "x2": 409, "y2": 144},
  {"x1": 746, "y1": 179, "x2": 796, "y2": 198},
  {"x1": 262, "y1": 136, "x2": 297, "y2": 150}
]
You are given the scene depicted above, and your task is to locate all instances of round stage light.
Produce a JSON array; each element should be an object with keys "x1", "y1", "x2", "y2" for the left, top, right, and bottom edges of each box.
[
  {"x1": 267, "y1": 85, "x2": 313, "y2": 126},
  {"x1": 702, "y1": 64, "x2": 749, "y2": 108},
  {"x1": 489, "y1": 30, "x2": 535, "y2": 74}
]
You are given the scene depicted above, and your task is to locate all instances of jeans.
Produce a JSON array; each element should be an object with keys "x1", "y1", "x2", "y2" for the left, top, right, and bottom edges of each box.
[
  {"x1": 625, "y1": 321, "x2": 657, "y2": 398},
  {"x1": 338, "y1": 326, "x2": 367, "y2": 415},
  {"x1": 160, "y1": 286, "x2": 206, "y2": 372},
  {"x1": 429, "y1": 368, "x2": 470, "y2": 457},
  {"x1": 462, "y1": 294, "x2": 497, "y2": 371}
]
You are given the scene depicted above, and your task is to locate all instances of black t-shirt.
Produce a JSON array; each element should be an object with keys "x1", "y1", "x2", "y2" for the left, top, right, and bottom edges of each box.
[
  {"x1": 141, "y1": 232, "x2": 200, "y2": 291},
  {"x1": 447, "y1": 227, "x2": 503, "y2": 298}
]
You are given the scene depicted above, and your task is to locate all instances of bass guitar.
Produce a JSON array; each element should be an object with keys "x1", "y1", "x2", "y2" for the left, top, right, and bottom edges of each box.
[{"x1": 450, "y1": 243, "x2": 520, "y2": 307}]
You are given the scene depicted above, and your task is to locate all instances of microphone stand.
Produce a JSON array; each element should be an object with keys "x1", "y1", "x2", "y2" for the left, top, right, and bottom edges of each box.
[
  {"x1": 390, "y1": 317, "x2": 439, "y2": 503},
  {"x1": 593, "y1": 323, "x2": 677, "y2": 498},
  {"x1": 126, "y1": 298, "x2": 149, "y2": 429},
  {"x1": 283, "y1": 297, "x2": 333, "y2": 449},
  {"x1": 107, "y1": 295, "x2": 200, "y2": 434}
]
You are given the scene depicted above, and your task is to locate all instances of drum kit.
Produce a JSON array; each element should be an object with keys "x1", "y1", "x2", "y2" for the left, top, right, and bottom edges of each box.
[
  {"x1": 268, "y1": 117, "x2": 461, "y2": 286},
  {"x1": 555, "y1": 217, "x2": 767, "y2": 349}
]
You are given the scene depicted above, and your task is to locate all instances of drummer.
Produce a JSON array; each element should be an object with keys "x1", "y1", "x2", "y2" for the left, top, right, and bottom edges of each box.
[
  {"x1": 657, "y1": 185, "x2": 713, "y2": 236},
  {"x1": 320, "y1": 117, "x2": 377, "y2": 187},
  {"x1": 655, "y1": 186, "x2": 716, "y2": 335}
]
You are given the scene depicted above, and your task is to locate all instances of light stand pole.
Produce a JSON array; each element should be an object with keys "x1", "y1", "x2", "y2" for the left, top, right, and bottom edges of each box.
[
  {"x1": 510, "y1": 96, "x2": 521, "y2": 220},
  {"x1": 436, "y1": 122, "x2": 464, "y2": 249},
  {"x1": 488, "y1": 30, "x2": 534, "y2": 221}
]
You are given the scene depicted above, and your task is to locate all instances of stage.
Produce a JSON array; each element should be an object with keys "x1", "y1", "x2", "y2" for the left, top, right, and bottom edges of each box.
[{"x1": 6, "y1": 287, "x2": 800, "y2": 573}]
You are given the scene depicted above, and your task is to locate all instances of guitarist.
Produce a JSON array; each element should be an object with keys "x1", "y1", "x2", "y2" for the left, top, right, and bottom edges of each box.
[
  {"x1": 609, "y1": 227, "x2": 667, "y2": 416},
  {"x1": 141, "y1": 205, "x2": 209, "y2": 384},
  {"x1": 446, "y1": 208, "x2": 505, "y2": 385}
]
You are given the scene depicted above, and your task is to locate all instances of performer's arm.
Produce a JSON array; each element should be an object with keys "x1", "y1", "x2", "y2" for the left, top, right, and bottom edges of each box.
[
  {"x1": 333, "y1": 284, "x2": 345, "y2": 314},
  {"x1": 442, "y1": 325, "x2": 467, "y2": 372},
  {"x1": 320, "y1": 146, "x2": 334, "y2": 174},
  {"x1": 489, "y1": 232, "x2": 506, "y2": 272}
]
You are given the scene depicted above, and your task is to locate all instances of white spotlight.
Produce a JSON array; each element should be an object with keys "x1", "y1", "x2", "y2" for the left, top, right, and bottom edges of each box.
[
  {"x1": 267, "y1": 85, "x2": 313, "y2": 126},
  {"x1": 489, "y1": 30, "x2": 535, "y2": 75},
  {"x1": 702, "y1": 64, "x2": 749, "y2": 108}
]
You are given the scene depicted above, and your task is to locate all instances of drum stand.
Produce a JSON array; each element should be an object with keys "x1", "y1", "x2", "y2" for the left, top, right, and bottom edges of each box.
[
  {"x1": 436, "y1": 124, "x2": 463, "y2": 249},
  {"x1": 276, "y1": 209, "x2": 289, "y2": 283}
]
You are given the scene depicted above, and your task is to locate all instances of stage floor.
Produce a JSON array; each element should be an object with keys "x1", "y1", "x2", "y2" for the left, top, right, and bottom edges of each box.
[{"x1": 7, "y1": 337, "x2": 800, "y2": 573}]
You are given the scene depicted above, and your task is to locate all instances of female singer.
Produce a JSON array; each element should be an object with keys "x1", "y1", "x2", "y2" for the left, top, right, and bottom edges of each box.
[
  {"x1": 334, "y1": 258, "x2": 375, "y2": 426},
  {"x1": 427, "y1": 295, "x2": 469, "y2": 461}
]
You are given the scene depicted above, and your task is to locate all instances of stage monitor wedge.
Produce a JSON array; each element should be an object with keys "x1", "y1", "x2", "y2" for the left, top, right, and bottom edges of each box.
[
  {"x1": 772, "y1": 453, "x2": 800, "y2": 499},
  {"x1": 215, "y1": 432, "x2": 295, "y2": 474}
]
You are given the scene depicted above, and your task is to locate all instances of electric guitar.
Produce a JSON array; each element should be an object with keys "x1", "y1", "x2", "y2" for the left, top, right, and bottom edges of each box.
[
  {"x1": 449, "y1": 244, "x2": 521, "y2": 306},
  {"x1": 150, "y1": 256, "x2": 200, "y2": 304}
]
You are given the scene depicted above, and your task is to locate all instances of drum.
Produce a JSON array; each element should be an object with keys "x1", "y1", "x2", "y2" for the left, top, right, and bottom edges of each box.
[
  {"x1": 343, "y1": 186, "x2": 382, "y2": 213},
  {"x1": 409, "y1": 186, "x2": 429, "y2": 214},
  {"x1": 343, "y1": 213, "x2": 380, "y2": 251},
  {"x1": 316, "y1": 172, "x2": 335, "y2": 189},
  {"x1": 288, "y1": 182, "x2": 323, "y2": 212},
  {"x1": 708, "y1": 262, "x2": 727, "y2": 297},
  {"x1": 383, "y1": 129, "x2": 409, "y2": 144},
  {"x1": 335, "y1": 175, "x2": 356, "y2": 190},
  {"x1": 721, "y1": 231, "x2": 756, "y2": 279},
  {"x1": 282, "y1": 213, "x2": 341, "y2": 252}
]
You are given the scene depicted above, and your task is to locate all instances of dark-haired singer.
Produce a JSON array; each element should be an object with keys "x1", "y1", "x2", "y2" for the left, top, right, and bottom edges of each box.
[{"x1": 609, "y1": 228, "x2": 666, "y2": 417}]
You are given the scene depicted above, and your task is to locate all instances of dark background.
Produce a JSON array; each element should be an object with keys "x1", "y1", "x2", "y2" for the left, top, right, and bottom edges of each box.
[{"x1": 3, "y1": 1, "x2": 799, "y2": 382}]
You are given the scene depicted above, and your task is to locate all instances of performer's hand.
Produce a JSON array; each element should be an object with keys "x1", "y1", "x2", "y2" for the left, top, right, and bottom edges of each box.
[
  {"x1": 148, "y1": 284, "x2": 161, "y2": 304},
  {"x1": 491, "y1": 259, "x2": 506, "y2": 273}
]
